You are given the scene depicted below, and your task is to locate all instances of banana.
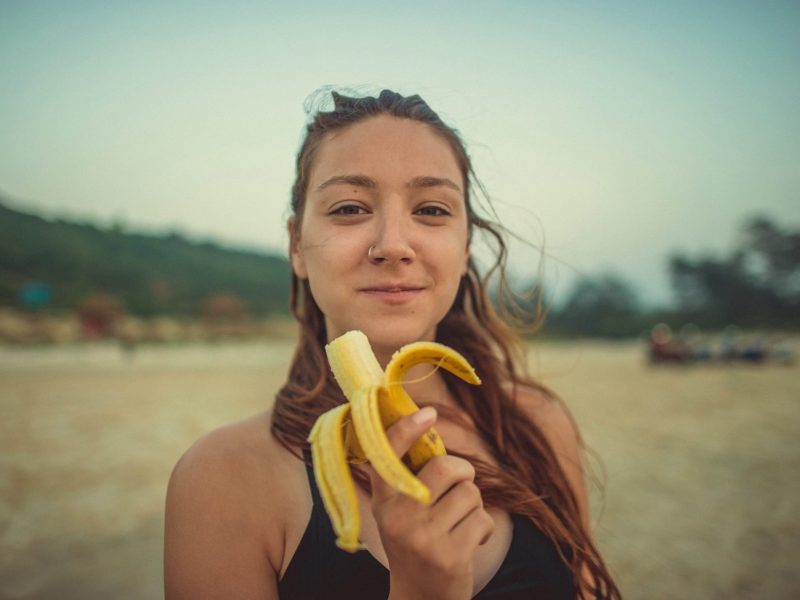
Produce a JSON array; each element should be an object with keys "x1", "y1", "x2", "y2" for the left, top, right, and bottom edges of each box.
[
  {"x1": 382, "y1": 341, "x2": 481, "y2": 469},
  {"x1": 307, "y1": 330, "x2": 481, "y2": 552},
  {"x1": 307, "y1": 403, "x2": 364, "y2": 552},
  {"x1": 349, "y1": 384, "x2": 433, "y2": 503}
]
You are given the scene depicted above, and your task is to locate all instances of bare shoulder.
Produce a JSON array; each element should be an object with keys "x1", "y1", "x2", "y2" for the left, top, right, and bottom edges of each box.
[
  {"x1": 164, "y1": 410, "x2": 308, "y2": 599},
  {"x1": 515, "y1": 386, "x2": 582, "y2": 455},
  {"x1": 168, "y1": 410, "x2": 303, "y2": 499}
]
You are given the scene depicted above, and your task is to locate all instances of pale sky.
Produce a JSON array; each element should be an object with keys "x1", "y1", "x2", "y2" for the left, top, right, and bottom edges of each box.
[{"x1": 1, "y1": 0, "x2": 798, "y2": 306}]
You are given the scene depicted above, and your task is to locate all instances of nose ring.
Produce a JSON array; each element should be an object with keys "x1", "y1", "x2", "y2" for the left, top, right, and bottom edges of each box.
[{"x1": 368, "y1": 245, "x2": 380, "y2": 263}]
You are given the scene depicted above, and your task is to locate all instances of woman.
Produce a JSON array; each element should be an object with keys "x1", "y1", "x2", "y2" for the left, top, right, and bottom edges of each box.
[{"x1": 164, "y1": 89, "x2": 621, "y2": 599}]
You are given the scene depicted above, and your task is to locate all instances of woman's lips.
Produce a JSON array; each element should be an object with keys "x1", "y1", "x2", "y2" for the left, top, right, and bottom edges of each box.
[{"x1": 360, "y1": 287, "x2": 425, "y2": 304}]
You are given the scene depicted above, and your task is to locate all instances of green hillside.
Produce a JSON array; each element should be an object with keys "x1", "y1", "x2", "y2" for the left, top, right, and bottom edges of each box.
[{"x1": 0, "y1": 201, "x2": 292, "y2": 317}]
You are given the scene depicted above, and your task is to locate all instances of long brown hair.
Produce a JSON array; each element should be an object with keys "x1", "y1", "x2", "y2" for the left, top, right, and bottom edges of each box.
[{"x1": 271, "y1": 89, "x2": 620, "y2": 599}]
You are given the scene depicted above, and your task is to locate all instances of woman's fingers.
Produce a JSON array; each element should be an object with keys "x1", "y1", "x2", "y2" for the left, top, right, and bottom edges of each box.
[
  {"x1": 376, "y1": 414, "x2": 490, "y2": 541},
  {"x1": 370, "y1": 406, "x2": 438, "y2": 504},
  {"x1": 418, "y1": 456, "x2": 476, "y2": 504},
  {"x1": 451, "y1": 502, "x2": 496, "y2": 549},
  {"x1": 429, "y1": 479, "x2": 484, "y2": 532}
]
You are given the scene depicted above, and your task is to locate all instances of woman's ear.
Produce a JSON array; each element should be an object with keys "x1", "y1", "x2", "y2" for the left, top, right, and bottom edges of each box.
[{"x1": 288, "y1": 218, "x2": 308, "y2": 279}]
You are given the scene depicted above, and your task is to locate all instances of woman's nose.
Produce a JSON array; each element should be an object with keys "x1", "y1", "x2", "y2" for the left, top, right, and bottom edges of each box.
[{"x1": 369, "y1": 211, "x2": 415, "y2": 265}]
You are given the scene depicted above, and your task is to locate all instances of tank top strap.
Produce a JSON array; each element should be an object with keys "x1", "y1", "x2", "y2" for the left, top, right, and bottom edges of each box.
[{"x1": 301, "y1": 448, "x2": 323, "y2": 507}]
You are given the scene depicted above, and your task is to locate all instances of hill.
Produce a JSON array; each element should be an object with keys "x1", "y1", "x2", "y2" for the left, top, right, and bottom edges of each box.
[{"x1": 0, "y1": 201, "x2": 291, "y2": 317}]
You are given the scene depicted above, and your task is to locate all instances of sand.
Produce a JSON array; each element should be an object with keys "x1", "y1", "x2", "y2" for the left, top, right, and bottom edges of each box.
[{"x1": 1, "y1": 339, "x2": 798, "y2": 599}]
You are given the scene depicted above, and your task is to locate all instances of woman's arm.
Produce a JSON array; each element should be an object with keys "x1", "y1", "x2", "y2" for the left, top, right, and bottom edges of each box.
[{"x1": 164, "y1": 417, "x2": 285, "y2": 600}]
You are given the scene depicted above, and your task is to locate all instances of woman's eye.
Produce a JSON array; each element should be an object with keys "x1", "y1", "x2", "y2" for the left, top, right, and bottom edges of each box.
[
  {"x1": 416, "y1": 205, "x2": 450, "y2": 217},
  {"x1": 330, "y1": 204, "x2": 367, "y2": 216}
]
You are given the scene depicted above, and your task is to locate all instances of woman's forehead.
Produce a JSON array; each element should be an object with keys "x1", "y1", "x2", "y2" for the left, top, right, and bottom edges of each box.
[{"x1": 309, "y1": 115, "x2": 464, "y2": 188}]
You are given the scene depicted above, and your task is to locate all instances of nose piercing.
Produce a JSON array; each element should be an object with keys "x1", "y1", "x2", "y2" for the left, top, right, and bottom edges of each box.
[{"x1": 368, "y1": 245, "x2": 379, "y2": 263}]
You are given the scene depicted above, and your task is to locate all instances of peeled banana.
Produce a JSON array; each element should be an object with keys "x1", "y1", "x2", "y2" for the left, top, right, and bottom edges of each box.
[{"x1": 307, "y1": 330, "x2": 481, "y2": 552}]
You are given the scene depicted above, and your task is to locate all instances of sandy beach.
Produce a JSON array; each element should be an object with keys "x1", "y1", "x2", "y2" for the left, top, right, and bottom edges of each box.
[{"x1": 1, "y1": 339, "x2": 798, "y2": 599}]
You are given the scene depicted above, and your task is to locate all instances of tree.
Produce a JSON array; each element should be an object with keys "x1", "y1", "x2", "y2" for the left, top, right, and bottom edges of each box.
[
  {"x1": 737, "y1": 216, "x2": 800, "y2": 303},
  {"x1": 0, "y1": 200, "x2": 292, "y2": 317},
  {"x1": 668, "y1": 215, "x2": 800, "y2": 329},
  {"x1": 548, "y1": 273, "x2": 644, "y2": 338}
]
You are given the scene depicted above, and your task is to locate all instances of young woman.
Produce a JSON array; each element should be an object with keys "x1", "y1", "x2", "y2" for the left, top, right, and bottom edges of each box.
[{"x1": 164, "y1": 90, "x2": 621, "y2": 599}]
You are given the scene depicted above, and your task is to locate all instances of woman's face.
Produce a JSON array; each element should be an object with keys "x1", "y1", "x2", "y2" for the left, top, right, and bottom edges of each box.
[{"x1": 291, "y1": 114, "x2": 469, "y2": 355}]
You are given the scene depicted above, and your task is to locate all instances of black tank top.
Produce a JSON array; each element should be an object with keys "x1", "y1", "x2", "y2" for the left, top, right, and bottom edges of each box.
[{"x1": 278, "y1": 460, "x2": 577, "y2": 599}]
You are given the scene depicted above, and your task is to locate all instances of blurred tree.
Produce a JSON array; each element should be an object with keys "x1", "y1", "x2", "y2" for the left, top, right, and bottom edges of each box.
[
  {"x1": 668, "y1": 215, "x2": 799, "y2": 329},
  {"x1": 737, "y1": 216, "x2": 800, "y2": 302},
  {"x1": 0, "y1": 200, "x2": 291, "y2": 317},
  {"x1": 548, "y1": 273, "x2": 644, "y2": 338}
]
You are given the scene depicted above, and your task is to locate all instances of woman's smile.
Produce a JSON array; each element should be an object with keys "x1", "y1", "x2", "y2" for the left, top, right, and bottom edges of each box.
[{"x1": 359, "y1": 285, "x2": 427, "y2": 305}]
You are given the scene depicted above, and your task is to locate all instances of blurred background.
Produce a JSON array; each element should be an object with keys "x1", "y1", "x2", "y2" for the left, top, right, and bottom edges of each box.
[{"x1": 1, "y1": 1, "x2": 798, "y2": 598}]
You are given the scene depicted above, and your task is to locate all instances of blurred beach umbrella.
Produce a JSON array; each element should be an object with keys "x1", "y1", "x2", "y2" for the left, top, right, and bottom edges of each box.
[{"x1": 19, "y1": 281, "x2": 51, "y2": 309}]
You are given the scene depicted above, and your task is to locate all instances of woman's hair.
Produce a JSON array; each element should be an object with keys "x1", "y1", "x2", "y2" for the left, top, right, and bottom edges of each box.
[{"x1": 271, "y1": 89, "x2": 620, "y2": 599}]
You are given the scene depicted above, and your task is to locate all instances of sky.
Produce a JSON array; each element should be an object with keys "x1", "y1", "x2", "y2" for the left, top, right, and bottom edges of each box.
[{"x1": 1, "y1": 0, "x2": 798, "y2": 306}]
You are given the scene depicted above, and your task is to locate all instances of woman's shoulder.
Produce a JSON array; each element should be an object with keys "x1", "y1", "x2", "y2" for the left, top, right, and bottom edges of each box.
[
  {"x1": 513, "y1": 385, "x2": 582, "y2": 451},
  {"x1": 164, "y1": 410, "x2": 310, "y2": 590},
  {"x1": 170, "y1": 410, "x2": 297, "y2": 478}
]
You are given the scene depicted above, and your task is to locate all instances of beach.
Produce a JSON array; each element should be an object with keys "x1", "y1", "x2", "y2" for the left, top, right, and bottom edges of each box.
[{"x1": 1, "y1": 339, "x2": 798, "y2": 599}]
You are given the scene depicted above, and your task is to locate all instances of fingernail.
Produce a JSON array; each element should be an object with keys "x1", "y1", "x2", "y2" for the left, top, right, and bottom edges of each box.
[{"x1": 412, "y1": 406, "x2": 436, "y2": 426}]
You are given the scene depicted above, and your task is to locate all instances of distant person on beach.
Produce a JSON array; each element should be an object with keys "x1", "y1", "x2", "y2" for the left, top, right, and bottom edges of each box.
[
  {"x1": 648, "y1": 323, "x2": 690, "y2": 364},
  {"x1": 164, "y1": 89, "x2": 621, "y2": 599}
]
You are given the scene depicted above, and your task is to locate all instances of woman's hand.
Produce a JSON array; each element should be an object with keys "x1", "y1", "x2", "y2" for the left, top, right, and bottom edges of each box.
[{"x1": 370, "y1": 407, "x2": 495, "y2": 600}]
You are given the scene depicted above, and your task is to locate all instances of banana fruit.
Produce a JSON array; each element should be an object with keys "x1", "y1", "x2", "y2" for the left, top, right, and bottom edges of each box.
[{"x1": 307, "y1": 330, "x2": 481, "y2": 552}]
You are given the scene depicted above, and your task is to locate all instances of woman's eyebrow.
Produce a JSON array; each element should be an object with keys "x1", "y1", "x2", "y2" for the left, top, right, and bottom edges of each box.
[
  {"x1": 315, "y1": 174, "x2": 462, "y2": 194},
  {"x1": 407, "y1": 176, "x2": 462, "y2": 193},
  {"x1": 316, "y1": 174, "x2": 377, "y2": 191}
]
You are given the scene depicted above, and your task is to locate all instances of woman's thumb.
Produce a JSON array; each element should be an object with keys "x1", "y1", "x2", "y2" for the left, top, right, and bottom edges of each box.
[
  {"x1": 369, "y1": 406, "x2": 437, "y2": 502},
  {"x1": 384, "y1": 406, "x2": 437, "y2": 459}
]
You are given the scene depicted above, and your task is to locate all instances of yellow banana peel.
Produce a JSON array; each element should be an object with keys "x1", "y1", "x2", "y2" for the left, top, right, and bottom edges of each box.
[{"x1": 307, "y1": 330, "x2": 481, "y2": 552}]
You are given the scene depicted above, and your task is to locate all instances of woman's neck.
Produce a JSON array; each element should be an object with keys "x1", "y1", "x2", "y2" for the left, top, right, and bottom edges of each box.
[{"x1": 397, "y1": 364, "x2": 454, "y2": 409}]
